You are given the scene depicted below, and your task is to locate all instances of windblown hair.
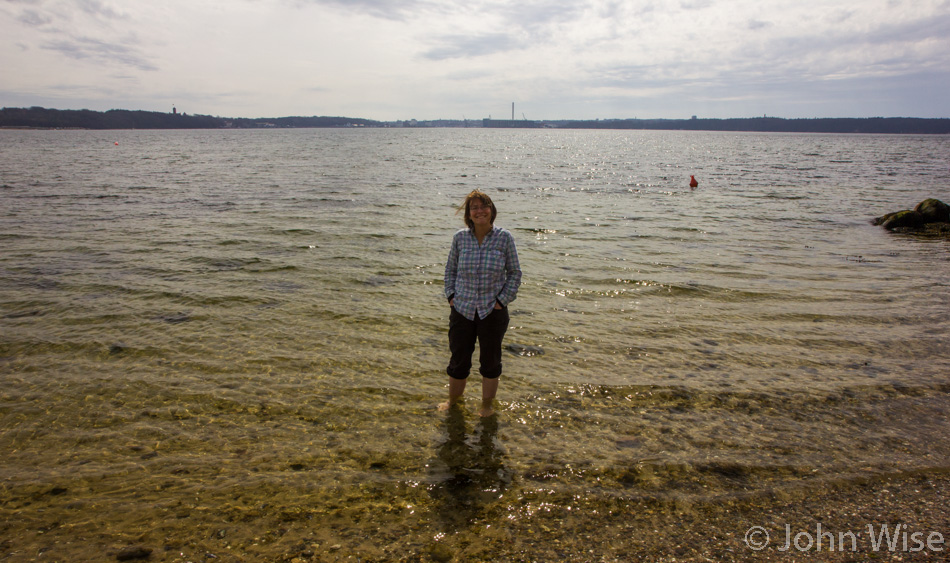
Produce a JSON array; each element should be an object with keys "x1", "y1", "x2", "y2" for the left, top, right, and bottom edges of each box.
[{"x1": 457, "y1": 190, "x2": 497, "y2": 229}]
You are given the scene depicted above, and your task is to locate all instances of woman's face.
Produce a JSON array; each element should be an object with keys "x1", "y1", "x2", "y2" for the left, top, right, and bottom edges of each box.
[{"x1": 469, "y1": 199, "x2": 493, "y2": 228}]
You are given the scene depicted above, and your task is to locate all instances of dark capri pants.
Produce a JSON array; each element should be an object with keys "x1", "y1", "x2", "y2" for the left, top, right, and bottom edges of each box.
[{"x1": 446, "y1": 306, "x2": 510, "y2": 380}]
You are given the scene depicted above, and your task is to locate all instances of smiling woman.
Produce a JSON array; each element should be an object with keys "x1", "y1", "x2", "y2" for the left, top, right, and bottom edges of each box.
[{"x1": 441, "y1": 189, "x2": 522, "y2": 417}]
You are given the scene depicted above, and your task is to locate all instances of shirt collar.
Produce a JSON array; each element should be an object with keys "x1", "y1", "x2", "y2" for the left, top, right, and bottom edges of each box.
[{"x1": 469, "y1": 225, "x2": 496, "y2": 238}]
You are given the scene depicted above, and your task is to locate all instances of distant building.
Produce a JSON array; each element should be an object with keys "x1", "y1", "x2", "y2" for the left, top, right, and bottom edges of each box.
[{"x1": 482, "y1": 118, "x2": 542, "y2": 128}]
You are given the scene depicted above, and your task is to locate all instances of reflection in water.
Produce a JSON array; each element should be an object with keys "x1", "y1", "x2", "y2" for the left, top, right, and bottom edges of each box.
[{"x1": 430, "y1": 407, "x2": 512, "y2": 530}]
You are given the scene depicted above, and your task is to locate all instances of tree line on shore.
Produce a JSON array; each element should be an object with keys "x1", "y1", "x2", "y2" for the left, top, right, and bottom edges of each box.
[
  {"x1": 557, "y1": 116, "x2": 950, "y2": 134},
  {"x1": 0, "y1": 107, "x2": 376, "y2": 129},
  {"x1": 2, "y1": 106, "x2": 948, "y2": 134}
]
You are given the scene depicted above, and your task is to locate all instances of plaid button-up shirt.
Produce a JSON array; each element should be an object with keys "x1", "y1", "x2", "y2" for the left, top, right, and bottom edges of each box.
[{"x1": 444, "y1": 226, "x2": 522, "y2": 320}]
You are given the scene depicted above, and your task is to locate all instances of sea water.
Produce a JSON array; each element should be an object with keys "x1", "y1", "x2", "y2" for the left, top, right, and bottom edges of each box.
[{"x1": 1, "y1": 128, "x2": 949, "y2": 559}]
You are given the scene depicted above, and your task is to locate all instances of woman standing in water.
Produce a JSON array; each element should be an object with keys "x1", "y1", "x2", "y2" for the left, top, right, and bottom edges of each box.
[{"x1": 442, "y1": 190, "x2": 522, "y2": 417}]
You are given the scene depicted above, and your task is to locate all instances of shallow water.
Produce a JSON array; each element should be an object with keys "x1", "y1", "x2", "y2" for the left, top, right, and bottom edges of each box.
[{"x1": 1, "y1": 128, "x2": 949, "y2": 560}]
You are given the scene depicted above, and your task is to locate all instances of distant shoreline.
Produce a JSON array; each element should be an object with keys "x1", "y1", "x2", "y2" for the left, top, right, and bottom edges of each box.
[{"x1": 2, "y1": 106, "x2": 949, "y2": 134}]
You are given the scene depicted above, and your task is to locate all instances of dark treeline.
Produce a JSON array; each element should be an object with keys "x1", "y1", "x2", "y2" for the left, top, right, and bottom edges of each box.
[
  {"x1": 555, "y1": 117, "x2": 950, "y2": 134},
  {"x1": 0, "y1": 107, "x2": 377, "y2": 129},
  {"x1": 3, "y1": 106, "x2": 949, "y2": 134},
  {"x1": 0, "y1": 107, "x2": 226, "y2": 129},
  {"x1": 228, "y1": 116, "x2": 379, "y2": 128}
]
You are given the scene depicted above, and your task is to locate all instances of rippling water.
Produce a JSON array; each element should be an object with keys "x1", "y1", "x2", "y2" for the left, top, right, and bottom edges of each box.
[{"x1": 1, "y1": 128, "x2": 949, "y2": 560}]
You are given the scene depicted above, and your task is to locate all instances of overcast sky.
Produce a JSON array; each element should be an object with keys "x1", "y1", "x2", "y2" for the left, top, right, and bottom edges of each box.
[{"x1": 2, "y1": 0, "x2": 949, "y2": 120}]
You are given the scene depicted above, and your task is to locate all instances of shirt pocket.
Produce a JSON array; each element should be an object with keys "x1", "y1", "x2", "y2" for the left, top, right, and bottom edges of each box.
[{"x1": 486, "y1": 250, "x2": 505, "y2": 275}]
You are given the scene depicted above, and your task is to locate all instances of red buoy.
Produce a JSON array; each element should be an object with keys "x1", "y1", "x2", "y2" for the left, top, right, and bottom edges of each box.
[{"x1": 689, "y1": 175, "x2": 698, "y2": 188}]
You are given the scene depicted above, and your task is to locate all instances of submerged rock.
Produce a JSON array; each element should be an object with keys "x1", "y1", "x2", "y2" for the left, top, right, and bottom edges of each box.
[
  {"x1": 874, "y1": 198, "x2": 950, "y2": 236},
  {"x1": 506, "y1": 343, "x2": 544, "y2": 356},
  {"x1": 157, "y1": 312, "x2": 191, "y2": 324},
  {"x1": 115, "y1": 546, "x2": 152, "y2": 561},
  {"x1": 427, "y1": 543, "x2": 453, "y2": 562}
]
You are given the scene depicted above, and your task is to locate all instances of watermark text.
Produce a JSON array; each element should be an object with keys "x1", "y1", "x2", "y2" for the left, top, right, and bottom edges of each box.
[{"x1": 744, "y1": 523, "x2": 945, "y2": 553}]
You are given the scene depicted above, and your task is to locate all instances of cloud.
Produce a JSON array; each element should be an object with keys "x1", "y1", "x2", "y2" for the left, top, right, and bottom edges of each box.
[
  {"x1": 756, "y1": 10, "x2": 950, "y2": 80},
  {"x1": 2, "y1": 0, "x2": 948, "y2": 119},
  {"x1": 3, "y1": 0, "x2": 158, "y2": 73},
  {"x1": 16, "y1": 9, "x2": 52, "y2": 26},
  {"x1": 41, "y1": 35, "x2": 158, "y2": 71},
  {"x1": 412, "y1": 1, "x2": 592, "y2": 62},
  {"x1": 290, "y1": 0, "x2": 440, "y2": 21},
  {"x1": 496, "y1": 0, "x2": 584, "y2": 29},
  {"x1": 75, "y1": 0, "x2": 128, "y2": 21},
  {"x1": 421, "y1": 32, "x2": 525, "y2": 60},
  {"x1": 298, "y1": 0, "x2": 583, "y2": 42},
  {"x1": 871, "y1": 10, "x2": 950, "y2": 45},
  {"x1": 680, "y1": 0, "x2": 714, "y2": 10}
]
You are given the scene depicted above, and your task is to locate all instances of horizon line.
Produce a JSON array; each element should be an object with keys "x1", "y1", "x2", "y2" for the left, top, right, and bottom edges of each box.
[{"x1": 3, "y1": 106, "x2": 949, "y2": 122}]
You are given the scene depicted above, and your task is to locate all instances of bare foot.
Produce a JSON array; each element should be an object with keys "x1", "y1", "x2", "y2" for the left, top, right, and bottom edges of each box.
[
  {"x1": 478, "y1": 401, "x2": 495, "y2": 417},
  {"x1": 439, "y1": 397, "x2": 461, "y2": 412}
]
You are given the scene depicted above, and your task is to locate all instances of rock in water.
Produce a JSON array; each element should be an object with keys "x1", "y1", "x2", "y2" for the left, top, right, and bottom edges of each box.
[
  {"x1": 116, "y1": 546, "x2": 152, "y2": 561},
  {"x1": 506, "y1": 343, "x2": 544, "y2": 356},
  {"x1": 879, "y1": 209, "x2": 924, "y2": 230},
  {"x1": 914, "y1": 198, "x2": 950, "y2": 223},
  {"x1": 874, "y1": 198, "x2": 950, "y2": 235}
]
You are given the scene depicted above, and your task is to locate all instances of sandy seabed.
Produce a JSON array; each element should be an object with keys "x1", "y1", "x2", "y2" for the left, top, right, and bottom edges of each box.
[{"x1": 2, "y1": 469, "x2": 948, "y2": 562}]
